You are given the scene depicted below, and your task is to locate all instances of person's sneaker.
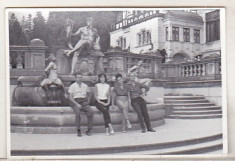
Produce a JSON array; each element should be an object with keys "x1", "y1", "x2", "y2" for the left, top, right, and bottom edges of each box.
[
  {"x1": 77, "y1": 131, "x2": 82, "y2": 137},
  {"x1": 147, "y1": 128, "x2": 156, "y2": 132},
  {"x1": 108, "y1": 123, "x2": 114, "y2": 134},
  {"x1": 126, "y1": 120, "x2": 132, "y2": 129},
  {"x1": 86, "y1": 129, "x2": 91, "y2": 136},
  {"x1": 122, "y1": 126, "x2": 127, "y2": 133},
  {"x1": 141, "y1": 128, "x2": 147, "y2": 133},
  {"x1": 105, "y1": 128, "x2": 110, "y2": 136}
]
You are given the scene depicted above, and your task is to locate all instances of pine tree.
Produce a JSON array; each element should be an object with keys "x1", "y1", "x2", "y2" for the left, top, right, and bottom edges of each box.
[
  {"x1": 24, "y1": 14, "x2": 33, "y2": 43},
  {"x1": 9, "y1": 13, "x2": 28, "y2": 45},
  {"x1": 21, "y1": 16, "x2": 26, "y2": 30},
  {"x1": 32, "y1": 11, "x2": 48, "y2": 45}
]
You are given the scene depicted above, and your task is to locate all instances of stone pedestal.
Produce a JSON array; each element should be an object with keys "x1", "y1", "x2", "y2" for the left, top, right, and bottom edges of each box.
[
  {"x1": 56, "y1": 49, "x2": 72, "y2": 75},
  {"x1": 56, "y1": 49, "x2": 104, "y2": 76},
  {"x1": 24, "y1": 39, "x2": 47, "y2": 69}
]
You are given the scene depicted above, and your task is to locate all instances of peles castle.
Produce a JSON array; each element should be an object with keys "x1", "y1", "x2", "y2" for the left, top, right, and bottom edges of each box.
[
  {"x1": 110, "y1": 9, "x2": 220, "y2": 62},
  {"x1": 107, "y1": 9, "x2": 221, "y2": 105}
]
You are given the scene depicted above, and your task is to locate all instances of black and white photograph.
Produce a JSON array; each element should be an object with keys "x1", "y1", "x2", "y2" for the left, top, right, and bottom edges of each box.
[{"x1": 7, "y1": 8, "x2": 226, "y2": 157}]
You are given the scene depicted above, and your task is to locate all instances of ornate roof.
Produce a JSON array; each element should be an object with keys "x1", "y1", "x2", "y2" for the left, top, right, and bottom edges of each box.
[{"x1": 164, "y1": 11, "x2": 203, "y2": 24}]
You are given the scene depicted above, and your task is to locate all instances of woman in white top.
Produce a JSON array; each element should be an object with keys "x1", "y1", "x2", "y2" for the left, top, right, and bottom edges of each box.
[{"x1": 94, "y1": 73, "x2": 114, "y2": 136}]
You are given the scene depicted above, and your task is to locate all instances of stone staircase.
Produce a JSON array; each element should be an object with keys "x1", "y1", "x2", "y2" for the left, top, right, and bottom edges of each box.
[{"x1": 164, "y1": 94, "x2": 222, "y2": 119}]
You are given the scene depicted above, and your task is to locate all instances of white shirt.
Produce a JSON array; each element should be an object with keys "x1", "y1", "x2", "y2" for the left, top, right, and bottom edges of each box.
[
  {"x1": 68, "y1": 82, "x2": 89, "y2": 99},
  {"x1": 95, "y1": 83, "x2": 110, "y2": 100}
]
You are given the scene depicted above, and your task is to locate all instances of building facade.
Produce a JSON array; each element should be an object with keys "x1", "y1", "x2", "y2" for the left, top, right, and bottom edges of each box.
[{"x1": 110, "y1": 9, "x2": 220, "y2": 63}]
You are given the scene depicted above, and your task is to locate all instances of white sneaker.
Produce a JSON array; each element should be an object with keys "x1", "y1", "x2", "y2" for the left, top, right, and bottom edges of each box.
[
  {"x1": 108, "y1": 123, "x2": 114, "y2": 134},
  {"x1": 105, "y1": 128, "x2": 110, "y2": 136},
  {"x1": 126, "y1": 120, "x2": 132, "y2": 129}
]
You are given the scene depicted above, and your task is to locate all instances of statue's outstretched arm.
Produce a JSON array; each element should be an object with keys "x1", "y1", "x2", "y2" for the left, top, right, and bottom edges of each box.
[{"x1": 71, "y1": 27, "x2": 82, "y2": 36}]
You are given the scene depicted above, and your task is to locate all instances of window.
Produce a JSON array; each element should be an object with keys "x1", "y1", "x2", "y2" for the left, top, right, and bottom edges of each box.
[
  {"x1": 166, "y1": 27, "x2": 168, "y2": 41},
  {"x1": 194, "y1": 29, "x2": 200, "y2": 43},
  {"x1": 146, "y1": 31, "x2": 151, "y2": 44},
  {"x1": 117, "y1": 37, "x2": 126, "y2": 49},
  {"x1": 137, "y1": 30, "x2": 151, "y2": 46},
  {"x1": 117, "y1": 40, "x2": 120, "y2": 46},
  {"x1": 123, "y1": 38, "x2": 126, "y2": 49},
  {"x1": 183, "y1": 28, "x2": 190, "y2": 42},
  {"x1": 138, "y1": 33, "x2": 142, "y2": 46},
  {"x1": 206, "y1": 10, "x2": 220, "y2": 42},
  {"x1": 172, "y1": 27, "x2": 179, "y2": 41}
]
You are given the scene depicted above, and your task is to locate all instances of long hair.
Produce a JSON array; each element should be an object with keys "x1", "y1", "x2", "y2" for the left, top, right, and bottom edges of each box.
[{"x1": 97, "y1": 73, "x2": 108, "y2": 83}]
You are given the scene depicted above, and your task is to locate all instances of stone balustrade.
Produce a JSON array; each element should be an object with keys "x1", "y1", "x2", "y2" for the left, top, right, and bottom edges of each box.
[
  {"x1": 162, "y1": 57, "x2": 221, "y2": 81},
  {"x1": 10, "y1": 39, "x2": 47, "y2": 84},
  {"x1": 10, "y1": 39, "x2": 47, "y2": 70},
  {"x1": 104, "y1": 51, "x2": 162, "y2": 79}
]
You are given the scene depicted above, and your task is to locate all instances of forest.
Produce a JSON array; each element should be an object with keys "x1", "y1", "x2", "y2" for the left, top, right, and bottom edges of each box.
[{"x1": 9, "y1": 11, "x2": 120, "y2": 55}]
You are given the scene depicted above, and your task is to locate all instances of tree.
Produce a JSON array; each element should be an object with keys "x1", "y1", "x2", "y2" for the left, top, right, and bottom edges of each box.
[
  {"x1": 32, "y1": 12, "x2": 48, "y2": 45},
  {"x1": 21, "y1": 16, "x2": 26, "y2": 29},
  {"x1": 24, "y1": 14, "x2": 33, "y2": 43},
  {"x1": 9, "y1": 13, "x2": 28, "y2": 45}
]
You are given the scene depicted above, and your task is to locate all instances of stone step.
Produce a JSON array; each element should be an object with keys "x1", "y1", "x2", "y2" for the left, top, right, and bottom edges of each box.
[
  {"x1": 11, "y1": 119, "x2": 165, "y2": 134},
  {"x1": 11, "y1": 105, "x2": 165, "y2": 134},
  {"x1": 160, "y1": 143, "x2": 222, "y2": 155},
  {"x1": 11, "y1": 104, "x2": 164, "y2": 114},
  {"x1": 11, "y1": 133, "x2": 222, "y2": 155},
  {"x1": 166, "y1": 114, "x2": 222, "y2": 119},
  {"x1": 171, "y1": 110, "x2": 222, "y2": 115},
  {"x1": 112, "y1": 139, "x2": 223, "y2": 155},
  {"x1": 165, "y1": 94, "x2": 196, "y2": 96},
  {"x1": 165, "y1": 103, "x2": 215, "y2": 107},
  {"x1": 165, "y1": 99, "x2": 209, "y2": 104},
  {"x1": 11, "y1": 110, "x2": 165, "y2": 127},
  {"x1": 173, "y1": 106, "x2": 221, "y2": 111},
  {"x1": 164, "y1": 96, "x2": 205, "y2": 100}
]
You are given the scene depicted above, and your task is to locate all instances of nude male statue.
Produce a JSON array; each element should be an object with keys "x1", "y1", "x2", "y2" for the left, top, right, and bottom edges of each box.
[{"x1": 65, "y1": 17, "x2": 103, "y2": 75}]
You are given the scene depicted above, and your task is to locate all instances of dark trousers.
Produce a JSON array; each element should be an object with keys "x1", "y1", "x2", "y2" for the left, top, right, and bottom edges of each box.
[
  {"x1": 69, "y1": 98, "x2": 93, "y2": 130},
  {"x1": 131, "y1": 97, "x2": 151, "y2": 130},
  {"x1": 95, "y1": 100, "x2": 111, "y2": 128}
]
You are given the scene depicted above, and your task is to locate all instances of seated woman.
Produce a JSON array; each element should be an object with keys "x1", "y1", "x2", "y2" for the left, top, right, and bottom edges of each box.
[
  {"x1": 94, "y1": 73, "x2": 114, "y2": 136},
  {"x1": 111, "y1": 73, "x2": 132, "y2": 133},
  {"x1": 40, "y1": 54, "x2": 64, "y2": 89}
]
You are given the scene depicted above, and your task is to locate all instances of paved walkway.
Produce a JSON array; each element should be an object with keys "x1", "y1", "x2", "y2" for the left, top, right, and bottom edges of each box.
[{"x1": 11, "y1": 119, "x2": 223, "y2": 151}]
